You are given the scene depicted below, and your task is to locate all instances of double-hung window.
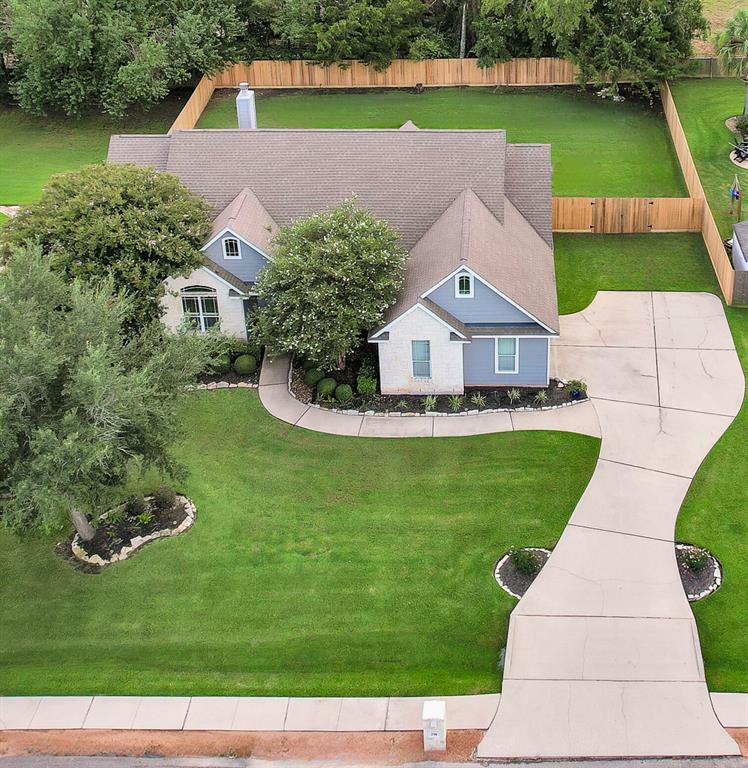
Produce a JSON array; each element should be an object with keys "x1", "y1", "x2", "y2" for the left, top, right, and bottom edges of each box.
[
  {"x1": 411, "y1": 340, "x2": 431, "y2": 379},
  {"x1": 495, "y1": 337, "x2": 518, "y2": 374},
  {"x1": 181, "y1": 286, "x2": 220, "y2": 332},
  {"x1": 223, "y1": 237, "x2": 240, "y2": 259}
]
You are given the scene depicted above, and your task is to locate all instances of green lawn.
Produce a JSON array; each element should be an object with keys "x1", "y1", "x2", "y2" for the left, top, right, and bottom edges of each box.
[
  {"x1": 0, "y1": 96, "x2": 186, "y2": 205},
  {"x1": 0, "y1": 395, "x2": 598, "y2": 696},
  {"x1": 670, "y1": 79, "x2": 748, "y2": 237},
  {"x1": 556, "y1": 232, "x2": 748, "y2": 693},
  {"x1": 198, "y1": 87, "x2": 687, "y2": 198}
]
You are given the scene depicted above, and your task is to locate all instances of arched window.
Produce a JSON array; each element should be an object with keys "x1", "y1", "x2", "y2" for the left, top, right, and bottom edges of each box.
[
  {"x1": 222, "y1": 237, "x2": 240, "y2": 259},
  {"x1": 455, "y1": 273, "x2": 473, "y2": 298},
  {"x1": 181, "y1": 286, "x2": 220, "y2": 332}
]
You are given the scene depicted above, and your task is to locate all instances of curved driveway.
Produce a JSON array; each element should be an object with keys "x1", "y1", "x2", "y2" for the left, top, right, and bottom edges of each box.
[{"x1": 259, "y1": 291, "x2": 744, "y2": 759}]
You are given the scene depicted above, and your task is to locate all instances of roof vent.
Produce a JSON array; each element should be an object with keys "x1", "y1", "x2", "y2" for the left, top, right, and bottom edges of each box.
[{"x1": 236, "y1": 83, "x2": 257, "y2": 130}]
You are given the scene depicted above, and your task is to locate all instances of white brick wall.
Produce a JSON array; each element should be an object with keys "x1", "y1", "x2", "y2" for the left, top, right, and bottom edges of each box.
[
  {"x1": 161, "y1": 267, "x2": 248, "y2": 339},
  {"x1": 376, "y1": 306, "x2": 464, "y2": 394}
]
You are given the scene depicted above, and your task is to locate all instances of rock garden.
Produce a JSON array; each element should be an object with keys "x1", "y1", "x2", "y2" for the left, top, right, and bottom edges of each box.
[
  {"x1": 676, "y1": 544, "x2": 722, "y2": 601},
  {"x1": 494, "y1": 547, "x2": 551, "y2": 598},
  {"x1": 197, "y1": 339, "x2": 261, "y2": 389}
]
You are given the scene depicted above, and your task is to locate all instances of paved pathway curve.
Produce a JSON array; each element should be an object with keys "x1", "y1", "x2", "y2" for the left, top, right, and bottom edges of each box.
[{"x1": 478, "y1": 292, "x2": 744, "y2": 759}]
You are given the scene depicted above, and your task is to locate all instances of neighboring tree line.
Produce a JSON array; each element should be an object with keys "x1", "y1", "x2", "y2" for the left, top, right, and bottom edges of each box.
[{"x1": 0, "y1": 0, "x2": 709, "y2": 116}]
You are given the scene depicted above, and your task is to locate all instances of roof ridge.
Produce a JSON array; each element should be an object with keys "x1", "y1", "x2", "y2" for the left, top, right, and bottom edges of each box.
[{"x1": 459, "y1": 188, "x2": 473, "y2": 264}]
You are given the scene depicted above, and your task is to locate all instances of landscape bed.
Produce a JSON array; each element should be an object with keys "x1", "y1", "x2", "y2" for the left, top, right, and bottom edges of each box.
[{"x1": 197, "y1": 86, "x2": 687, "y2": 198}]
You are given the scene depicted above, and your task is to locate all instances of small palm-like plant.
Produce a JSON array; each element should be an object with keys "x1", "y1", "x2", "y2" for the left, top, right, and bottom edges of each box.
[
  {"x1": 421, "y1": 394, "x2": 437, "y2": 411},
  {"x1": 534, "y1": 389, "x2": 548, "y2": 406},
  {"x1": 470, "y1": 391, "x2": 487, "y2": 409},
  {"x1": 448, "y1": 394, "x2": 464, "y2": 412},
  {"x1": 507, "y1": 387, "x2": 521, "y2": 404},
  {"x1": 716, "y1": 10, "x2": 748, "y2": 115}
]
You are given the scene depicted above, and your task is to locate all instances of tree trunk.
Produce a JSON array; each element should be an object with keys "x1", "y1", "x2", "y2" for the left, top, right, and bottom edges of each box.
[
  {"x1": 69, "y1": 507, "x2": 95, "y2": 542},
  {"x1": 459, "y1": 2, "x2": 467, "y2": 59},
  {"x1": 337, "y1": 352, "x2": 346, "y2": 370}
]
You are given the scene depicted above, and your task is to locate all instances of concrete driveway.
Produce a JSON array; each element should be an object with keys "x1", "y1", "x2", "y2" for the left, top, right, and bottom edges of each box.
[{"x1": 478, "y1": 292, "x2": 744, "y2": 760}]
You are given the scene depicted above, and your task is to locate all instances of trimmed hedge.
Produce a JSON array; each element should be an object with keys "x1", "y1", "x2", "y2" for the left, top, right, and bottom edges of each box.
[
  {"x1": 210, "y1": 354, "x2": 231, "y2": 374},
  {"x1": 335, "y1": 383, "x2": 353, "y2": 404},
  {"x1": 317, "y1": 377, "x2": 337, "y2": 398},
  {"x1": 305, "y1": 368, "x2": 324, "y2": 387},
  {"x1": 233, "y1": 354, "x2": 257, "y2": 375}
]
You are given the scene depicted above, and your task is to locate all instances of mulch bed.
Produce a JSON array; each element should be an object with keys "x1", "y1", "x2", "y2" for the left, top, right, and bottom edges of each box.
[
  {"x1": 291, "y1": 360, "x2": 585, "y2": 413},
  {"x1": 199, "y1": 370, "x2": 259, "y2": 386},
  {"x1": 74, "y1": 498, "x2": 188, "y2": 562},
  {"x1": 495, "y1": 548, "x2": 551, "y2": 598},
  {"x1": 676, "y1": 544, "x2": 721, "y2": 601}
]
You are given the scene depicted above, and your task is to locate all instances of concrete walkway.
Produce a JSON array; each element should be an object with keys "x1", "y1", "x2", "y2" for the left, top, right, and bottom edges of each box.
[
  {"x1": 478, "y1": 292, "x2": 744, "y2": 760},
  {"x1": 258, "y1": 355, "x2": 601, "y2": 439}
]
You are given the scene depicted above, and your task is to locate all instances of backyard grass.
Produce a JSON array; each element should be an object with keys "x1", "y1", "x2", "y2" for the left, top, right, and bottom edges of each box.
[
  {"x1": 0, "y1": 395, "x2": 598, "y2": 696},
  {"x1": 198, "y1": 87, "x2": 686, "y2": 198},
  {"x1": 0, "y1": 95, "x2": 186, "y2": 205},
  {"x1": 670, "y1": 79, "x2": 748, "y2": 237},
  {"x1": 557, "y1": 232, "x2": 748, "y2": 693}
]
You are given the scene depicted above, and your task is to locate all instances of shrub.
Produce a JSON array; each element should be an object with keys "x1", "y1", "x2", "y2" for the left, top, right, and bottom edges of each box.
[
  {"x1": 107, "y1": 506, "x2": 126, "y2": 525},
  {"x1": 534, "y1": 389, "x2": 548, "y2": 405},
  {"x1": 421, "y1": 394, "x2": 437, "y2": 411},
  {"x1": 210, "y1": 354, "x2": 231, "y2": 375},
  {"x1": 124, "y1": 495, "x2": 147, "y2": 518},
  {"x1": 396, "y1": 399, "x2": 408, "y2": 410},
  {"x1": 358, "y1": 358, "x2": 376, "y2": 379},
  {"x1": 736, "y1": 114, "x2": 748, "y2": 138},
  {"x1": 356, "y1": 374, "x2": 377, "y2": 397},
  {"x1": 565, "y1": 379, "x2": 588, "y2": 394},
  {"x1": 152, "y1": 486, "x2": 177, "y2": 512},
  {"x1": 448, "y1": 394, "x2": 464, "y2": 412},
  {"x1": 510, "y1": 548, "x2": 541, "y2": 576},
  {"x1": 507, "y1": 387, "x2": 521, "y2": 404},
  {"x1": 335, "y1": 383, "x2": 353, "y2": 404},
  {"x1": 304, "y1": 368, "x2": 325, "y2": 387},
  {"x1": 137, "y1": 509, "x2": 155, "y2": 526},
  {"x1": 233, "y1": 354, "x2": 257, "y2": 375},
  {"x1": 682, "y1": 547, "x2": 710, "y2": 572},
  {"x1": 317, "y1": 377, "x2": 337, "y2": 398},
  {"x1": 470, "y1": 391, "x2": 487, "y2": 409},
  {"x1": 302, "y1": 359, "x2": 318, "y2": 370}
]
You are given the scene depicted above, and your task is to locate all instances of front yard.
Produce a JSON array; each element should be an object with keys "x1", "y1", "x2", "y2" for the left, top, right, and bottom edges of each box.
[
  {"x1": 0, "y1": 394, "x2": 598, "y2": 697},
  {"x1": 198, "y1": 87, "x2": 687, "y2": 198}
]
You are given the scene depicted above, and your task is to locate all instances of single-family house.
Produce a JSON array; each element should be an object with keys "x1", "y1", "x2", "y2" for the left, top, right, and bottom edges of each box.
[{"x1": 107, "y1": 101, "x2": 558, "y2": 394}]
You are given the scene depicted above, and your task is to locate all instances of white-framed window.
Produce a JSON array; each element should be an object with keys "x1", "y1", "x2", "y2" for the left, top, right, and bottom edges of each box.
[
  {"x1": 495, "y1": 337, "x2": 519, "y2": 374},
  {"x1": 181, "y1": 286, "x2": 220, "y2": 332},
  {"x1": 455, "y1": 273, "x2": 473, "y2": 298},
  {"x1": 411, "y1": 340, "x2": 431, "y2": 379},
  {"x1": 222, "y1": 237, "x2": 241, "y2": 259}
]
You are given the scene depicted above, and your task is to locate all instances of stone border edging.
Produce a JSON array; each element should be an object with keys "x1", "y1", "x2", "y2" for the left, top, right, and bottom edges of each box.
[
  {"x1": 71, "y1": 495, "x2": 196, "y2": 567},
  {"x1": 494, "y1": 547, "x2": 552, "y2": 599},
  {"x1": 188, "y1": 381, "x2": 258, "y2": 391},
  {"x1": 676, "y1": 543, "x2": 723, "y2": 601}
]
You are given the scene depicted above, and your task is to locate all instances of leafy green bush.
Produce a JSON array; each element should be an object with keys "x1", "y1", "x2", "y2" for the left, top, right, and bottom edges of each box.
[
  {"x1": 335, "y1": 383, "x2": 353, "y2": 404},
  {"x1": 736, "y1": 115, "x2": 748, "y2": 138},
  {"x1": 124, "y1": 495, "x2": 147, "y2": 518},
  {"x1": 152, "y1": 486, "x2": 177, "y2": 512},
  {"x1": 682, "y1": 547, "x2": 710, "y2": 572},
  {"x1": 302, "y1": 359, "x2": 318, "y2": 371},
  {"x1": 233, "y1": 354, "x2": 257, "y2": 375},
  {"x1": 304, "y1": 368, "x2": 324, "y2": 387},
  {"x1": 317, "y1": 377, "x2": 337, "y2": 398},
  {"x1": 107, "y1": 506, "x2": 126, "y2": 525},
  {"x1": 510, "y1": 548, "x2": 541, "y2": 576},
  {"x1": 210, "y1": 354, "x2": 231, "y2": 375},
  {"x1": 356, "y1": 374, "x2": 377, "y2": 397},
  {"x1": 137, "y1": 509, "x2": 155, "y2": 526}
]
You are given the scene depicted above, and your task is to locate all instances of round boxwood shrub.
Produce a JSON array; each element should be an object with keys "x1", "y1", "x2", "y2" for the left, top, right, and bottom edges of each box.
[
  {"x1": 304, "y1": 368, "x2": 324, "y2": 387},
  {"x1": 335, "y1": 383, "x2": 353, "y2": 404},
  {"x1": 152, "y1": 486, "x2": 177, "y2": 512},
  {"x1": 317, "y1": 377, "x2": 337, "y2": 398},
  {"x1": 210, "y1": 354, "x2": 231, "y2": 374},
  {"x1": 233, "y1": 354, "x2": 257, "y2": 375}
]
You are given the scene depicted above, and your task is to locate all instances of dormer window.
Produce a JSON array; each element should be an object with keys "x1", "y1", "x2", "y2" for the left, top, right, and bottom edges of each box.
[
  {"x1": 455, "y1": 273, "x2": 473, "y2": 298},
  {"x1": 223, "y1": 237, "x2": 240, "y2": 259}
]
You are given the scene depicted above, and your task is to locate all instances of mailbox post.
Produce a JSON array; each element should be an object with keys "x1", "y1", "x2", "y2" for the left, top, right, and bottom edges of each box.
[{"x1": 422, "y1": 700, "x2": 446, "y2": 752}]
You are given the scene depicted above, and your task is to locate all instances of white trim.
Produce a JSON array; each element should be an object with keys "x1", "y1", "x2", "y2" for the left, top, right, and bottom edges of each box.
[
  {"x1": 472, "y1": 334, "x2": 550, "y2": 339},
  {"x1": 454, "y1": 273, "x2": 473, "y2": 298},
  {"x1": 198, "y1": 265, "x2": 247, "y2": 296},
  {"x1": 494, "y1": 336, "x2": 519, "y2": 375},
  {"x1": 421, "y1": 265, "x2": 557, "y2": 335},
  {"x1": 222, "y1": 236, "x2": 241, "y2": 260},
  {"x1": 370, "y1": 302, "x2": 467, "y2": 340},
  {"x1": 201, "y1": 227, "x2": 273, "y2": 262},
  {"x1": 411, "y1": 339, "x2": 432, "y2": 379}
]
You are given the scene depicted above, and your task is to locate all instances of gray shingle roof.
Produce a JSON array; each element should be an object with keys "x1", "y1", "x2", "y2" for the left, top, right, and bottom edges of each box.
[{"x1": 735, "y1": 220, "x2": 748, "y2": 255}]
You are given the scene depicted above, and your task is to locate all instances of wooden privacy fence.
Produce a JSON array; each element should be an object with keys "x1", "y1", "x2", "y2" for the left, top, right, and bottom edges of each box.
[
  {"x1": 660, "y1": 81, "x2": 746, "y2": 305},
  {"x1": 170, "y1": 75, "x2": 216, "y2": 132},
  {"x1": 552, "y1": 197, "x2": 703, "y2": 233}
]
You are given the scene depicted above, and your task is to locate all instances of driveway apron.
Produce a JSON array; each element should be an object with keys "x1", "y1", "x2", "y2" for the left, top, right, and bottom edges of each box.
[{"x1": 477, "y1": 292, "x2": 744, "y2": 759}]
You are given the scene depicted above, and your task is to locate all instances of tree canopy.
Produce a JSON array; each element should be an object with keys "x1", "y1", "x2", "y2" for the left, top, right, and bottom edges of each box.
[
  {"x1": 0, "y1": 245, "x2": 212, "y2": 541},
  {"x1": 2, "y1": 163, "x2": 211, "y2": 333},
  {"x1": 715, "y1": 9, "x2": 748, "y2": 114},
  {"x1": 252, "y1": 198, "x2": 407, "y2": 368}
]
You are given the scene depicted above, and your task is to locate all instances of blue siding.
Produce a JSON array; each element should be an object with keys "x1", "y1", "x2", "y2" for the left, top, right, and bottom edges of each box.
[
  {"x1": 428, "y1": 270, "x2": 534, "y2": 324},
  {"x1": 203, "y1": 234, "x2": 270, "y2": 283},
  {"x1": 463, "y1": 337, "x2": 549, "y2": 387}
]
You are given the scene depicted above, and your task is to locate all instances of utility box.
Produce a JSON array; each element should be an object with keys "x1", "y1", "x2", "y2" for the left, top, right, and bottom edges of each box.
[{"x1": 422, "y1": 700, "x2": 446, "y2": 752}]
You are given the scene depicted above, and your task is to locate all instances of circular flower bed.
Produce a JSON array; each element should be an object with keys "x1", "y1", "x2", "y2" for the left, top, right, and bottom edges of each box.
[
  {"x1": 494, "y1": 547, "x2": 551, "y2": 598},
  {"x1": 675, "y1": 543, "x2": 721, "y2": 601},
  {"x1": 70, "y1": 491, "x2": 196, "y2": 568}
]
